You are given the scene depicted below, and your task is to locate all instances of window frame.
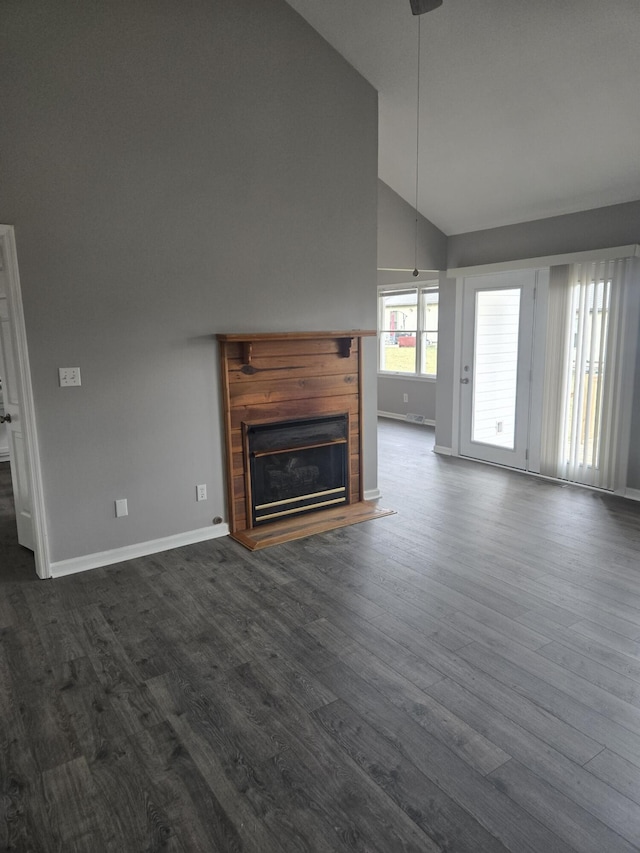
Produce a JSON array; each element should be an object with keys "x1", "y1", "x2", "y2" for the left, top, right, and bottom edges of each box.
[{"x1": 377, "y1": 283, "x2": 439, "y2": 379}]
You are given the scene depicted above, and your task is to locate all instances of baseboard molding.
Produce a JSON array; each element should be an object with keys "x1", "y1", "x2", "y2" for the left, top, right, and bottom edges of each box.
[
  {"x1": 625, "y1": 488, "x2": 640, "y2": 502},
  {"x1": 378, "y1": 411, "x2": 435, "y2": 426},
  {"x1": 49, "y1": 524, "x2": 230, "y2": 578},
  {"x1": 434, "y1": 445, "x2": 453, "y2": 456},
  {"x1": 378, "y1": 411, "x2": 408, "y2": 421},
  {"x1": 363, "y1": 488, "x2": 382, "y2": 501}
]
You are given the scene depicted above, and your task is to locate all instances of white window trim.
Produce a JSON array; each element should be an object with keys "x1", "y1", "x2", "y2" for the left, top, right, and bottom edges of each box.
[{"x1": 377, "y1": 283, "x2": 438, "y2": 378}]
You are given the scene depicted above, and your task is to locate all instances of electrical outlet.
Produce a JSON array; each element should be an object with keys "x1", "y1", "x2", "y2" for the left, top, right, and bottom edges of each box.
[
  {"x1": 59, "y1": 367, "x2": 81, "y2": 387},
  {"x1": 403, "y1": 393, "x2": 409, "y2": 403},
  {"x1": 115, "y1": 498, "x2": 128, "y2": 517},
  {"x1": 196, "y1": 484, "x2": 207, "y2": 502}
]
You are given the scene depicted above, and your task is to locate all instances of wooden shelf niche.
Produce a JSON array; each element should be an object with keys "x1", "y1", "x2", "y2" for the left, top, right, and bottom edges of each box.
[{"x1": 217, "y1": 330, "x2": 391, "y2": 549}]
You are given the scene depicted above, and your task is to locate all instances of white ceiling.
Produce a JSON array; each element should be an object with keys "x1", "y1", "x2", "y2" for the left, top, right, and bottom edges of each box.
[{"x1": 284, "y1": 0, "x2": 640, "y2": 235}]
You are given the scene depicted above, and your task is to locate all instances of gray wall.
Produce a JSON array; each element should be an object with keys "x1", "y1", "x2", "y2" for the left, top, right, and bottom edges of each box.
[
  {"x1": 448, "y1": 200, "x2": 640, "y2": 269},
  {"x1": 377, "y1": 376, "x2": 436, "y2": 423},
  {"x1": 378, "y1": 180, "x2": 447, "y2": 278},
  {"x1": 376, "y1": 180, "x2": 446, "y2": 422},
  {"x1": 434, "y1": 274, "x2": 456, "y2": 451},
  {"x1": 0, "y1": 0, "x2": 378, "y2": 563}
]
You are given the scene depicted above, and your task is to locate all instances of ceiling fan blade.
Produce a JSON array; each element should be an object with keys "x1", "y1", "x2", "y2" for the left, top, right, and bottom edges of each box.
[{"x1": 410, "y1": 0, "x2": 443, "y2": 14}]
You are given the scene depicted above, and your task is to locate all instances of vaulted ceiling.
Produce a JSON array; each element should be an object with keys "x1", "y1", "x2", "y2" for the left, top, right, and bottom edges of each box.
[{"x1": 284, "y1": 0, "x2": 640, "y2": 235}]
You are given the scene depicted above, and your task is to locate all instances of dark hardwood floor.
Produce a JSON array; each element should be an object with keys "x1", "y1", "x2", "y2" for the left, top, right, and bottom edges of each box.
[{"x1": 3, "y1": 419, "x2": 640, "y2": 851}]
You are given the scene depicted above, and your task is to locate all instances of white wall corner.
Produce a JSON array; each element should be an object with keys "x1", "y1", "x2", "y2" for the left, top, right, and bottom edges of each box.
[
  {"x1": 48, "y1": 524, "x2": 230, "y2": 578},
  {"x1": 433, "y1": 445, "x2": 453, "y2": 456},
  {"x1": 364, "y1": 488, "x2": 382, "y2": 501}
]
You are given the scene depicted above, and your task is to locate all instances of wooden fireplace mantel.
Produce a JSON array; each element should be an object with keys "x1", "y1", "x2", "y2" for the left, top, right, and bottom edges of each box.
[
  {"x1": 217, "y1": 330, "x2": 376, "y2": 363},
  {"x1": 216, "y1": 329, "x2": 389, "y2": 549},
  {"x1": 216, "y1": 330, "x2": 376, "y2": 341}
]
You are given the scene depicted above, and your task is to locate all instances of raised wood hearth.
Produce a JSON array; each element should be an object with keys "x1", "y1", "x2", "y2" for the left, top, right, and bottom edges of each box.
[{"x1": 217, "y1": 330, "x2": 392, "y2": 549}]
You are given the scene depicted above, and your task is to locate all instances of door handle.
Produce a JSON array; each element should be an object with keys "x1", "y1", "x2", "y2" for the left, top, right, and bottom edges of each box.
[
  {"x1": 460, "y1": 378, "x2": 469, "y2": 384},
  {"x1": 0, "y1": 413, "x2": 11, "y2": 423}
]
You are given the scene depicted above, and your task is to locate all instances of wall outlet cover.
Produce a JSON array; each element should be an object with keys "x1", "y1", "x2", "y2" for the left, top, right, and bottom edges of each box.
[{"x1": 59, "y1": 367, "x2": 81, "y2": 387}]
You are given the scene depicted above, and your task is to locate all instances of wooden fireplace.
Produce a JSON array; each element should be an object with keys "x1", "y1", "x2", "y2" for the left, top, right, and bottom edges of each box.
[{"x1": 217, "y1": 330, "x2": 391, "y2": 549}]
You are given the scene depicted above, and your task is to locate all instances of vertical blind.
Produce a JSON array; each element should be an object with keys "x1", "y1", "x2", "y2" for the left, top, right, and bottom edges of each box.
[{"x1": 541, "y1": 257, "x2": 638, "y2": 490}]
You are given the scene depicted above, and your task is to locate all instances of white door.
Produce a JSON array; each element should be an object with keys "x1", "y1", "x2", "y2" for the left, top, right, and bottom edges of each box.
[
  {"x1": 0, "y1": 245, "x2": 35, "y2": 550},
  {"x1": 459, "y1": 270, "x2": 536, "y2": 469},
  {"x1": 0, "y1": 379, "x2": 8, "y2": 459}
]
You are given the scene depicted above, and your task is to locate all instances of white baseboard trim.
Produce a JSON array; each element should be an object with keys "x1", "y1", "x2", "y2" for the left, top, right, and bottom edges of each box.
[
  {"x1": 364, "y1": 488, "x2": 382, "y2": 501},
  {"x1": 625, "y1": 488, "x2": 640, "y2": 502},
  {"x1": 49, "y1": 523, "x2": 230, "y2": 578},
  {"x1": 378, "y1": 411, "x2": 435, "y2": 426},
  {"x1": 377, "y1": 410, "x2": 407, "y2": 421},
  {"x1": 434, "y1": 445, "x2": 453, "y2": 456}
]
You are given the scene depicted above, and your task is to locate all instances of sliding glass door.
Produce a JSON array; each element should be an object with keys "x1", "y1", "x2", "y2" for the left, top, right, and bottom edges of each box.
[
  {"x1": 457, "y1": 256, "x2": 639, "y2": 491},
  {"x1": 541, "y1": 258, "x2": 639, "y2": 490}
]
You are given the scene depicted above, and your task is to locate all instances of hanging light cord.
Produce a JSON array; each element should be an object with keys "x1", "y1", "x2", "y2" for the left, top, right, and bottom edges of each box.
[{"x1": 413, "y1": 15, "x2": 422, "y2": 277}]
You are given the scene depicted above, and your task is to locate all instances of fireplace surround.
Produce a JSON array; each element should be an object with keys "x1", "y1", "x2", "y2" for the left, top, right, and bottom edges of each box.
[
  {"x1": 217, "y1": 330, "x2": 392, "y2": 549},
  {"x1": 216, "y1": 329, "x2": 396, "y2": 550}
]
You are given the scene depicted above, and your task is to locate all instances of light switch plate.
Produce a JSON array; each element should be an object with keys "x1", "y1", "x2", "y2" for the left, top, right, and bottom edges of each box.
[
  {"x1": 59, "y1": 367, "x2": 81, "y2": 387},
  {"x1": 115, "y1": 498, "x2": 128, "y2": 518}
]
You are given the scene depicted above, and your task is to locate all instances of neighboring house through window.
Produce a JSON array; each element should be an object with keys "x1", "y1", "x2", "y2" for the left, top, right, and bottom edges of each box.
[{"x1": 378, "y1": 284, "x2": 438, "y2": 376}]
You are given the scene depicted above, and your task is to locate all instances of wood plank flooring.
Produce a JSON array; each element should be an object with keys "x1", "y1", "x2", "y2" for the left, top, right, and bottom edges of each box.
[{"x1": 2, "y1": 419, "x2": 640, "y2": 851}]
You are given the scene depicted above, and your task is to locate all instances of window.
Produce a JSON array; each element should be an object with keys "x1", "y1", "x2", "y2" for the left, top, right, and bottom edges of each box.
[{"x1": 378, "y1": 284, "x2": 438, "y2": 376}]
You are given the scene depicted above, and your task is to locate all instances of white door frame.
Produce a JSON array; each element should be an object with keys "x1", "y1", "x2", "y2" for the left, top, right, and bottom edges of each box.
[
  {"x1": 458, "y1": 271, "x2": 536, "y2": 469},
  {"x1": 451, "y1": 277, "x2": 464, "y2": 457},
  {"x1": 452, "y1": 268, "x2": 549, "y2": 470},
  {"x1": 0, "y1": 225, "x2": 50, "y2": 579}
]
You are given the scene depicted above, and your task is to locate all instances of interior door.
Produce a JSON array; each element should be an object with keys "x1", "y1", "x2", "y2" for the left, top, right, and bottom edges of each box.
[
  {"x1": 0, "y1": 377, "x2": 8, "y2": 459},
  {"x1": 459, "y1": 270, "x2": 536, "y2": 469},
  {"x1": 0, "y1": 255, "x2": 34, "y2": 550}
]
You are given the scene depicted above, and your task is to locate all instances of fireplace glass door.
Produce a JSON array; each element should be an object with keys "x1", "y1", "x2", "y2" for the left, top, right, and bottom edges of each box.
[{"x1": 247, "y1": 414, "x2": 349, "y2": 525}]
